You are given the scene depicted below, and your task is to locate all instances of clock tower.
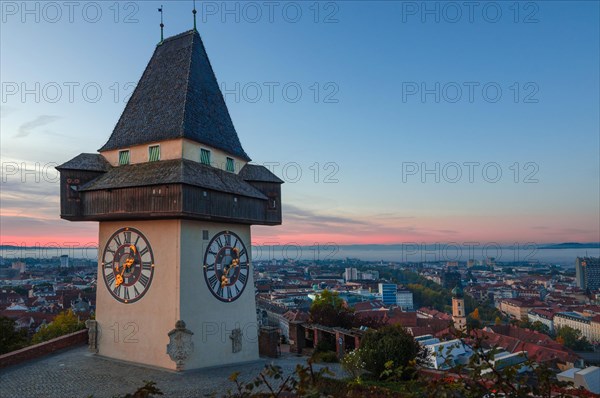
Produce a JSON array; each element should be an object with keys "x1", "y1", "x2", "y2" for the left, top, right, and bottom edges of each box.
[
  {"x1": 57, "y1": 29, "x2": 282, "y2": 370},
  {"x1": 452, "y1": 284, "x2": 467, "y2": 332}
]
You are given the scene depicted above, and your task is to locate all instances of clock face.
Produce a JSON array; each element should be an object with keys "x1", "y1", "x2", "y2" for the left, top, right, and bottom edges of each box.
[
  {"x1": 102, "y1": 227, "x2": 154, "y2": 304},
  {"x1": 203, "y1": 231, "x2": 250, "y2": 302}
]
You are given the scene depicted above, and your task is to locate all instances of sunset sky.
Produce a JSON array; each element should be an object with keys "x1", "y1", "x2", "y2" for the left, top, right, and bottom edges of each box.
[{"x1": 1, "y1": 1, "x2": 599, "y2": 247}]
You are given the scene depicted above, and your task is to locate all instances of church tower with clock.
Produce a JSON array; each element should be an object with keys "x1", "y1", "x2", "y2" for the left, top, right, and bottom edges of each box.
[{"x1": 56, "y1": 28, "x2": 282, "y2": 370}]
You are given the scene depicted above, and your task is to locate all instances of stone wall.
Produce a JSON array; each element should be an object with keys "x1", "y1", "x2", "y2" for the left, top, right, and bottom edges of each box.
[{"x1": 0, "y1": 329, "x2": 87, "y2": 369}]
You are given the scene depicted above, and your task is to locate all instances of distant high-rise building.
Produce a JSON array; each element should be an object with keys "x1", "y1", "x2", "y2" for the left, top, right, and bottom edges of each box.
[
  {"x1": 344, "y1": 267, "x2": 359, "y2": 281},
  {"x1": 396, "y1": 289, "x2": 414, "y2": 310},
  {"x1": 575, "y1": 257, "x2": 600, "y2": 291},
  {"x1": 378, "y1": 283, "x2": 397, "y2": 306},
  {"x1": 60, "y1": 255, "x2": 69, "y2": 268}
]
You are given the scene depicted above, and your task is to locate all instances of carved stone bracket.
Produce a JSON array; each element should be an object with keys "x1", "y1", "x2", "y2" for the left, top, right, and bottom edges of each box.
[
  {"x1": 166, "y1": 320, "x2": 194, "y2": 371},
  {"x1": 230, "y1": 328, "x2": 243, "y2": 353},
  {"x1": 85, "y1": 319, "x2": 98, "y2": 353}
]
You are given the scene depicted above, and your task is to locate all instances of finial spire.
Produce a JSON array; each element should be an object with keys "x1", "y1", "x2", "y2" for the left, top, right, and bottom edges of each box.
[
  {"x1": 158, "y1": 5, "x2": 164, "y2": 44},
  {"x1": 193, "y1": 0, "x2": 198, "y2": 31}
]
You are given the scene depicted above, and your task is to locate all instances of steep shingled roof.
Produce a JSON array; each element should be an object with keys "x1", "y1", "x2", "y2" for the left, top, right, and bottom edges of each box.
[
  {"x1": 79, "y1": 159, "x2": 267, "y2": 200},
  {"x1": 99, "y1": 30, "x2": 250, "y2": 161},
  {"x1": 56, "y1": 153, "x2": 111, "y2": 172},
  {"x1": 239, "y1": 164, "x2": 284, "y2": 183}
]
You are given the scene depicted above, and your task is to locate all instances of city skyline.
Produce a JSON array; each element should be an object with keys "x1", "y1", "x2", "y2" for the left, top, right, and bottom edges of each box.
[{"x1": 1, "y1": 1, "x2": 599, "y2": 246}]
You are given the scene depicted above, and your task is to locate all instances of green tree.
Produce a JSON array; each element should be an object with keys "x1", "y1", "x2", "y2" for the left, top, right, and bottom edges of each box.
[
  {"x1": 359, "y1": 325, "x2": 423, "y2": 380},
  {"x1": 32, "y1": 309, "x2": 85, "y2": 344},
  {"x1": 466, "y1": 315, "x2": 482, "y2": 330},
  {"x1": 518, "y1": 319, "x2": 550, "y2": 335},
  {"x1": 309, "y1": 290, "x2": 354, "y2": 329},
  {"x1": 556, "y1": 326, "x2": 593, "y2": 351},
  {"x1": 0, "y1": 317, "x2": 28, "y2": 354}
]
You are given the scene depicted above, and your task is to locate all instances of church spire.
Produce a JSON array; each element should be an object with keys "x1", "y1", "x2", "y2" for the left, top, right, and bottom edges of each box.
[{"x1": 193, "y1": 0, "x2": 198, "y2": 31}]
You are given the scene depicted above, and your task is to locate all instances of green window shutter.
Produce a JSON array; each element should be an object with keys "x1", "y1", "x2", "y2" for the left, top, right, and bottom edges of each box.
[
  {"x1": 226, "y1": 157, "x2": 235, "y2": 172},
  {"x1": 149, "y1": 146, "x2": 160, "y2": 162},
  {"x1": 201, "y1": 149, "x2": 211, "y2": 165},
  {"x1": 119, "y1": 150, "x2": 130, "y2": 165}
]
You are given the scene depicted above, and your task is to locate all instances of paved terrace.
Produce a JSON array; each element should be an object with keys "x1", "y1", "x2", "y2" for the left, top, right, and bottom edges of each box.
[{"x1": 0, "y1": 347, "x2": 345, "y2": 398}]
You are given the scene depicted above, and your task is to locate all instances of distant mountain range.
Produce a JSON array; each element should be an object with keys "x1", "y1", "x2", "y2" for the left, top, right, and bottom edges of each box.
[{"x1": 536, "y1": 242, "x2": 600, "y2": 249}]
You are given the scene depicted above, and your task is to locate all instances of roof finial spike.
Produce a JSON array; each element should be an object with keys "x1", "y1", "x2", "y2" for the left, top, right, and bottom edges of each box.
[
  {"x1": 193, "y1": 0, "x2": 198, "y2": 31},
  {"x1": 158, "y1": 5, "x2": 164, "y2": 45}
]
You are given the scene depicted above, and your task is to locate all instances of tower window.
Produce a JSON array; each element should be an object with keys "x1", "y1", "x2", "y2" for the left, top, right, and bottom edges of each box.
[
  {"x1": 226, "y1": 157, "x2": 235, "y2": 172},
  {"x1": 66, "y1": 178, "x2": 80, "y2": 200},
  {"x1": 202, "y1": 230, "x2": 209, "y2": 240},
  {"x1": 119, "y1": 150, "x2": 130, "y2": 165},
  {"x1": 149, "y1": 145, "x2": 160, "y2": 162},
  {"x1": 201, "y1": 149, "x2": 211, "y2": 165},
  {"x1": 268, "y1": 194, "x2": 278, "y2": 210}
]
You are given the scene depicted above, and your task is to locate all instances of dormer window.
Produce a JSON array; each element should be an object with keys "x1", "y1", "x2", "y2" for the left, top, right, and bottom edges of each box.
[
  {"x1": 226, "y1": 157, "x2": 235, "y2": 172},
  {"x1": 201, "y1": 148, "x2": 211, "y2": 165},
  {"x1": 149, "y1": 145, "x2": 160, "y2": 162},
  {"x1": 119, "y1": 150, "x2": 130, "y2": 165}
]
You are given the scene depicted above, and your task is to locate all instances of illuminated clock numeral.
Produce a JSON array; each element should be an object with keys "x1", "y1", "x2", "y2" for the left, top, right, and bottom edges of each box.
[
  {"x1": 238, "y1": 272, "x2": 247, "y2": 285},
  {"x1": 133, "y1": 284, "x2": 142, "y2": 297},
  {"x1": 124, "y1": 287, "x2": 131, "y2": 301},
  {"x1": 114, "y1": 234, "x2": 122, "y2": 246},
  {"x1": 139, "y1": 273, "x2": 150, "y2": 287},
  {"x1": 124, "y1": 231, "x2": 131, "y2": 244},
  {"x1": 103, "y1": 261, "x2": 113, "y2": 269},
  {"x1": 142, "y1": 261, "x2": 152, "y2": 271},
  {"x1": 139, "y1": 246, "x2": 149, "y2": 257},
  {"x1": 238, "y1": 248, "x2": 246, "y2": 259},
  {"x1": 224, "y1": 234, "x2": 231, "y2": 246},
  {"x1": 226, "y1": 286, "x2": 232, "y2": 299},
  {"x1": 113, "y1": 285, "x2": 122, "y2": 297},
  {"x1": 216, "y1": 237, "x2": 224, "y2": 249},
  {"x1": 134, "y1": 234, "x2": 141, "y2": 247},
  {"x1": 234, "y1": 283, "x2": 241, "y2": 295}
]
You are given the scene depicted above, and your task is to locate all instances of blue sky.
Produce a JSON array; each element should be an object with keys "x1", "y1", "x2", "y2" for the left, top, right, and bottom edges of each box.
[{"x1": 1, "y1": 1, "x2": 599, "y2": 246}]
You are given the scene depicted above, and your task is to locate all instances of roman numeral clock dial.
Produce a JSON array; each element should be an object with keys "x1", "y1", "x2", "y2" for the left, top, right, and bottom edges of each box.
[
  {"x1": 102, "y1": 227, "x2": 155, "y2": 304},
  {"x1": 203, "y1": 231, "x2": 249, "y2": 302}
]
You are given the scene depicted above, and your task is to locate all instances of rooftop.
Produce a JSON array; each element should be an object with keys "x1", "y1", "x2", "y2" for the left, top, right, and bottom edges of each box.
[
  {"x1": 79, "y1": 158, "x2": 268, "y2": 200},
  {"x1": 99, "y1": 30, "x2": 250, "y2": 161}
]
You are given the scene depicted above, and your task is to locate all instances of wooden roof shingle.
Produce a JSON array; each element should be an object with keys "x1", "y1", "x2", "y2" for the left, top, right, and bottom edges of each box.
[
  {"x1": 239, "y1": 164, "x2": 283, "y2": 183},
  {"x1": 99, "y1": 30, "x2": 250, "y2": 161},
  {"x1": 56, "y1": 153, "x2": 111, "y2": 172},
  {"x1": 79, "y1": 159, "x2": 267, "y2": 200}
]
